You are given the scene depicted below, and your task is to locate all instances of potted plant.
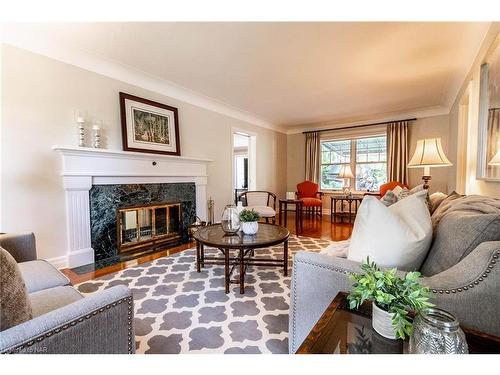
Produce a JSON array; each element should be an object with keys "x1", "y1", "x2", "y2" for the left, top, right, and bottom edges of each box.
[
  {"x1": 347, "y1": 257, "x2": 433, "y2": 340},
  {"x1": 239, "y1": 209, "x2": 260, "y2": 235}
]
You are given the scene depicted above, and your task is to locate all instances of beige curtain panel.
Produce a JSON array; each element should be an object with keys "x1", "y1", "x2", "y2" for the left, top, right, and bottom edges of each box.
[
  {"x1": 387, "y1": 121, "x2": 410, "y2": 185},
  {"x1": 487, "y1": 108, "x2": 500, "y2": 178},
  {"x1": 305, "y1": 131, "x2": 320, "y2": 183}
]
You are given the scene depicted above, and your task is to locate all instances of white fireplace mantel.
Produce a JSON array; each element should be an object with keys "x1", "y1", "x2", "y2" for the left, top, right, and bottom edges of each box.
[{"x1": 53, "y1": 146, "x2": 212, "y2": 268}]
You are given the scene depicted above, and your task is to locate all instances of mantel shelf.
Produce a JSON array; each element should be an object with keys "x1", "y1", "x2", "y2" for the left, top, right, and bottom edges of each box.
[{"x1": 52, "y1": 146, "x2": 212, "y2": 163}]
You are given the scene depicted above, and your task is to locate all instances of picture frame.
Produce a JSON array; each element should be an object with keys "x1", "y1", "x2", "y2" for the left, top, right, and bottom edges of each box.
[{"x1": 119, "y1": 92, "x2": 181, "y2": 156}]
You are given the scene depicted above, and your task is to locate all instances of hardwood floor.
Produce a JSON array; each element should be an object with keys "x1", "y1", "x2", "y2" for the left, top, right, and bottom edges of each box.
[{"x1": 61, "y1": 213, "x2": 353, "y2": 284}]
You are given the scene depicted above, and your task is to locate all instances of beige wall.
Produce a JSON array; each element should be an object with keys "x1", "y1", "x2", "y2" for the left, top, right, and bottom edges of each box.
[
  {"x1": 286, "y1": 133, "x2": 305, "y2": 191},
  {"x1": 448, "y1": 23, "x2": 500, "y2": 198},
  {"x1": 408, "y1": 115, "x2": 450, "y2": 194},
  {"x1": 0, "y1": 45, "x2": 287, "y2": 263}
]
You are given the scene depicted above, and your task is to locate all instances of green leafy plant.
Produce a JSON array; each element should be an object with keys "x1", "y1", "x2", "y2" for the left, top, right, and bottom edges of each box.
[
  {"x1": 239, "y1": 209, "x2": 260, "y2": 222},
  {"x1": 347, "y1": 257, "x2": 433, "y2": 339}
]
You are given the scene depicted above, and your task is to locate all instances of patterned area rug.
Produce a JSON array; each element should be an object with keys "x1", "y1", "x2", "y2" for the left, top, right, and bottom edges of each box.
[{"x1": 76, "y1": 235, "x2": 331, "y2": 354}]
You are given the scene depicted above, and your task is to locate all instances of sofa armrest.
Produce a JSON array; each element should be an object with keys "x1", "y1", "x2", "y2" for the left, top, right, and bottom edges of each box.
[
  {"x1": 0, "y1": 285, "x2": 135, "y2": 354},
  {"x1": 421, "y1": 241, "x2": 500, "y2": 336},
  {"x1": 0, "y1": 233, "x2": 37, "y2": 263},
  {"x1": 289, "y1": 252, "x2": 362, "y2": 353}
]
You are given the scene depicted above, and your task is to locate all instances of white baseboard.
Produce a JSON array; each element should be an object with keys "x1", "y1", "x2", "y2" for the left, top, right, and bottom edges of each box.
[
  {"x1": 68, "y1": 247, "x2": 95, "y2": 269},
  {"x1": 45, "y1": 255, "x2": 69, "y2": 269}
]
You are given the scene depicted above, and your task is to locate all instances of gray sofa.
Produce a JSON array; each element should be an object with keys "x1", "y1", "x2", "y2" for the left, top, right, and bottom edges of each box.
[
  {"x1": 0, "y1": 233, "x2": 135, "y2": 354},
  {"x1": 289, "y1": 195, "x2": 500, "y2": 353}
]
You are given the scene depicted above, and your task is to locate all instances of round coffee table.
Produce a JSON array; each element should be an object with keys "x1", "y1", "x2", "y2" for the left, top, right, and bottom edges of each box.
[{"x1": 193, "y1": 223, "x2": 290, "y2": 294}]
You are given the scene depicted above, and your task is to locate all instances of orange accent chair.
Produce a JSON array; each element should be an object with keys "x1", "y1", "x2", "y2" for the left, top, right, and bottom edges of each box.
[
  {"x1": 364, "y1": 181, "x2": 408, "y2": 198},
  {"x1": 296, "y1": 181, "x2": 324, "y2": 218}
]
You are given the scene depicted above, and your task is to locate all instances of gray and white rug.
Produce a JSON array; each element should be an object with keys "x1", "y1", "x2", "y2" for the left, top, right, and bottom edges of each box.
[{"x1": 76, "y1": 235, "x2": 331, "y2": 354}]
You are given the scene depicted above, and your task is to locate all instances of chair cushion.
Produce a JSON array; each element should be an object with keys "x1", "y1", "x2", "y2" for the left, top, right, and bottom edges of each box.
[
  {"x1": 420, "y1": 212, "x2": 500, "y2": 276},
  {"x1": 18, "y1": 260, "x2": 70, "y2": 294},
  {"x1": 29, "y1": 286, "x2": 83, "y2": 317},
  {"x1": 348, "y1": 191, "x2": 432, "y2": 271},
  {"x1": 300, "y1": 198, "x2": 322, "y2": 207},
  {"x1": 0, "y1": 247, "x2": 33, "y2": 331},
  {"x1": 247, "y1": 205, "x2": 276, "y2": 217}
]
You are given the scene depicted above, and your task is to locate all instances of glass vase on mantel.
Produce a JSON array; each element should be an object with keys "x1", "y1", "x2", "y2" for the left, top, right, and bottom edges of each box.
[
  {"x1": 409, "y1": 308, "x2": 468, "y2": 354},
  {"x1": 221, "y1": 204, "x2": 240, "y2": 235}
]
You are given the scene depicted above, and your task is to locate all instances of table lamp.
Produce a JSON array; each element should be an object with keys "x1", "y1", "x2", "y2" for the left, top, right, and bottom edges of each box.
[
  {"x1": 338, "y1": 165, "x2": 354, "y2": 196},
  {"x1": 408, "y1": 138, "x2": 452, "y2": 189},
  {"x1": 488, "y1": 148, "x2": 500, "y2": 165}
]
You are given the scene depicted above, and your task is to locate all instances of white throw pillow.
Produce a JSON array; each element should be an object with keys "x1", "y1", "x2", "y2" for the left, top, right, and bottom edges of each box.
[{"x1": 348, "y1": 190, "x2": 432, "y2": 271}]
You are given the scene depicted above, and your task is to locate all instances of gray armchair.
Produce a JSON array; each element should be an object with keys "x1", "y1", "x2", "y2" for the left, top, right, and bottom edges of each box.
[
  {"x1": 0, "y1": 233, "x2": 135, "y2": 354},
  {"x1": 289, "y1": 241, "x2": 500, "y2": 353}
]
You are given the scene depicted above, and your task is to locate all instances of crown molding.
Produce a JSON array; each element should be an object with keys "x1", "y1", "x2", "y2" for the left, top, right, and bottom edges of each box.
[
  {"x1": 284, "y1": 105, "x2": 451, "y2": 134},
  {"x1": 1, "y1": 27, "x2": 286, "y2": 133}
]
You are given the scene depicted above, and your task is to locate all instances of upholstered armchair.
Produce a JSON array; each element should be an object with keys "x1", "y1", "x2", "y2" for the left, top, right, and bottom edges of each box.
[
  {"x1": 239, "y1": 191, "x2": 277, "y2": 223},
  {"x1": 0, "y1": 233, "x2": 134, "y2": 354},
  {"x1": 296, "y1": 181, "x2": 324, "y2": 218}
]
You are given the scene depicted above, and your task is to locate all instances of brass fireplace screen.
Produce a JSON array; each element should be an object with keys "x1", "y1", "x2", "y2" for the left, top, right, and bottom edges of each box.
[{"x1": 117, "y1": 202, "x2": 181, "y2": 253}]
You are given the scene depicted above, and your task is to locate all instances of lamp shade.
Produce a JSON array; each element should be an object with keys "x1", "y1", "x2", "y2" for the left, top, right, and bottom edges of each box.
[
  {"x1": 408, "y1": 138, "x2": 452, "y2": 168},
  {"x1": 489, "y1": 148, "x2": 500, "y2": 165},
  {"x1": 337, "y1": 164, "x2": 354, "y2": 179}
]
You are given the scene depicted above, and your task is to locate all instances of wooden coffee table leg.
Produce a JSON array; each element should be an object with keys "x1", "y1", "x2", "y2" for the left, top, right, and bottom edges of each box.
[
  {"x1": 239, "y1": 249, "x2": 245, "y2": 294},
  {"x1": 284, "y1": 239, "x2": 289, "y2": 276},
  {"x1": 200, "y1": 243, "x2": 205, "y2": 267},
  {"x1": 224, "y1": 248, "x2": 230, "y2": 294},
  {"x1": 196, "y1": 241, "x2": 201, "y2": 272}
]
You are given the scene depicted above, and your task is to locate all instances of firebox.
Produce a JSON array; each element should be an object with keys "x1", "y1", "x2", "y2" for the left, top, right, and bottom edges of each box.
[{"x1": 117, "y1": 202, "x2": 182, "y2": 253}]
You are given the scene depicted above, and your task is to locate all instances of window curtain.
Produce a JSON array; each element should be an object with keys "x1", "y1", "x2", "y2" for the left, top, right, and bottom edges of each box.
[
  {"x1": 387, "y1": 120, "x2": 409, "y2": 185},
  {"x1": 487, "y1": 108, "x2": 500, "y2": 178},
  {"x1": 305, "y1": 131, "x2": 320, "y2": 183}
]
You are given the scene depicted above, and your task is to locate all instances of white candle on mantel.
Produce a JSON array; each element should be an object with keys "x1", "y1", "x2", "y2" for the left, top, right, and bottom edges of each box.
[
  {"x1": 92, "y1": 125, "x2": 101, "y2": 130},
  {"x1": 76, "y1": 116, "x2": 85, "y2": 124}
]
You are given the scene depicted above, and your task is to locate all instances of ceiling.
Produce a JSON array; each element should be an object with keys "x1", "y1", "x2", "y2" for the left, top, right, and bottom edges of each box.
[{"x1": 2, "y1": 22, "x2": 491, "y2": 132}]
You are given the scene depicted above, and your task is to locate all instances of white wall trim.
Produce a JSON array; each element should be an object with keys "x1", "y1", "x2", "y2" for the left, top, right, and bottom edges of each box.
[
  {"x1": 53, "y1": 146, "x2": 211, "y2": 268},
  {"x1": 284, "y1": 105, "x2": 450, "y2": 134},
  {"x1": 1, "y1": 29, "x2": 284, "y2": 133}
]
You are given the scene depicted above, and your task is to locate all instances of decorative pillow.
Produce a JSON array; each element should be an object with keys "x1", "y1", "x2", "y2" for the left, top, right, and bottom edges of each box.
[
  {"x1": 397, "y1": 184, "x2": 424, "y2": 200},
  {"x1": 348, "y1": 191, "x2": 432, "y2": 271},
  {"x1": 0, "y1": 247, "x2": 33, "y2": 331},
  {"x1": 380, "y1": 190, "x2": 398, "y2": 206}
]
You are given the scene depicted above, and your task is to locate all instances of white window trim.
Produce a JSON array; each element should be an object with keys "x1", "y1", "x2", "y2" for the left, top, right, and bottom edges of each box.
[{"x1": 320, "y1": 130, "x2": 387, "y2": 194}]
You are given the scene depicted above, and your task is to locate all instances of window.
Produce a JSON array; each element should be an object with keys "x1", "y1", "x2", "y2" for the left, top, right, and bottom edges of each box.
[{"x1": 320, "y1": 135, "x2": 387, "y2": 191}]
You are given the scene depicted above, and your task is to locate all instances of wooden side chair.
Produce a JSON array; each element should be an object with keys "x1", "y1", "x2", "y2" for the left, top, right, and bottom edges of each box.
[
  {"x1": 239, "y1": 191, "x2": 277, "y2": 223},
  {"x1": 296, "y1": 181, "x2": 324, "y2": 218}
]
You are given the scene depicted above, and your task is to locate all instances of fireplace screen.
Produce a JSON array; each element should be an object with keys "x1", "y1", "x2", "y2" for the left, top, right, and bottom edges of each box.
[{"x1": 117, "y1": 202, "x2": 181, "y2": 253}]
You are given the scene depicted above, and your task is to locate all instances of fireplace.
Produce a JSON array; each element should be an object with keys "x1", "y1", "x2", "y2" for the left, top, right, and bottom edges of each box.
[
  {"x1": 89, "y1": 183, "x2": 196, "y2": 267},
  {"x1": 53, "y1": 146, "x2": 210, "y2": 269},
  {"x1": 117, "y1": 202, "x2": 182, "y2": 253}
]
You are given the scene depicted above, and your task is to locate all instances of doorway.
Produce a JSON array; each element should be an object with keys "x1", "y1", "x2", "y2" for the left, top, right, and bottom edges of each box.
[{"x1": 232, "y1": 130, "x2": 256, "y2": 203}]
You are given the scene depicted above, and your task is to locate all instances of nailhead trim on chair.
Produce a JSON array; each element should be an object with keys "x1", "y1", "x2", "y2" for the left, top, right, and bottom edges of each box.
[
  {"x1": 291, "y1": 251, "x2": 500, "y2": 352},
  {"x1": 3, "y1": 296, "x2": 134, "y2": 354},
  {"x1": 430, "y1": 252, "x2": 499, "y2": 294}
]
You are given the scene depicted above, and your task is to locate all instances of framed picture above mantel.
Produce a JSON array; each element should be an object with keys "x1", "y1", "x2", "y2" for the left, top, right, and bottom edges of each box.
[{"x1": 119, "y1": 92, "x2": 181, "y2": 156}]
